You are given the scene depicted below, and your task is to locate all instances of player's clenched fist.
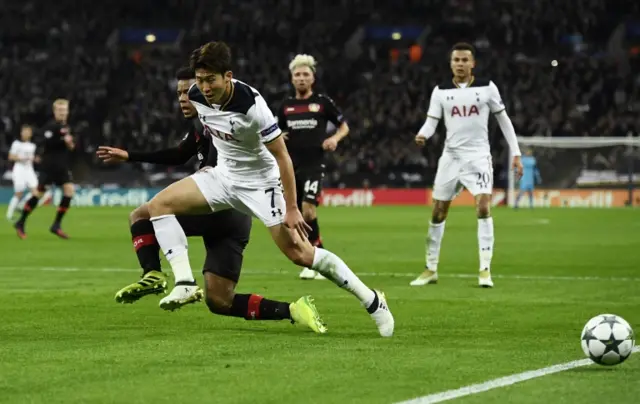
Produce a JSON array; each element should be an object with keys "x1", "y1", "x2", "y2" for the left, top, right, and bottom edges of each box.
[
  {"x1": 415, "y1": 134, "x2": 426, "y2": 147},
  {"x1": 96, "y1": 146, "x2": 129, "y2": 163}
]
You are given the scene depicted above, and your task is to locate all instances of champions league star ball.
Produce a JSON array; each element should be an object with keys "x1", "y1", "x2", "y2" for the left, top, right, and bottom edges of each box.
[{"x1": 581, "y1": 314, "x2": 635, "y2": 366}]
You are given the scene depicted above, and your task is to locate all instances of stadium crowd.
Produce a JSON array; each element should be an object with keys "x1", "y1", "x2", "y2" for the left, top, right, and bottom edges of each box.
[{"x1": 1, "y1": 0, "x2": 638, "y2": 187}]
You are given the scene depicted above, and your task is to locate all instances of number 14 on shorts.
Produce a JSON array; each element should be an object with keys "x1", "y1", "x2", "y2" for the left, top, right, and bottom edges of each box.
[{"x1": 304, "y1": 180, "x2": 319, "y2": 194}]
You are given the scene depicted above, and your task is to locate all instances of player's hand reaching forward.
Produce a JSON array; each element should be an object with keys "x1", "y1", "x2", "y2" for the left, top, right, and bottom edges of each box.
[
  {"x1": 512, "y1": 156, "x2": 523, "y2": 179},
  {"x1": 284, "y1": 208, "x2": 312, "y2": 241},
  {"x1": 415, "y1": 134, "x2": 426, "y2": 147},
  {"x1": 96, "y1": 146, "x2": 129, "y2": 164}
]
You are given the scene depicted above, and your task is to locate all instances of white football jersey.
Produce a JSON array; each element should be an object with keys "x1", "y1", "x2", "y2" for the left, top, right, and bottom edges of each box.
[
  {"x1": 9, "y1": 140, "x2": 36, "y2": 169},
  {"x1": 427, "y1": 78, "x2": 505, "y2": 159},
  {"x1": 189, "y1": 79, "x2": 281, "y2": 185}
]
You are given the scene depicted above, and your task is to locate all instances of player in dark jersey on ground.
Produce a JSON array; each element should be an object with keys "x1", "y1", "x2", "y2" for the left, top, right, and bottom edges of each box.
[
  {"x1": 277, "y1": 54, "x2": 350, "y2": 280},
  {"x1": 96, "y1": 67, "x2": 324, "y2": 331},
  {"x1": 15, "y1": 99, "x2": 75, "y2": 239}
]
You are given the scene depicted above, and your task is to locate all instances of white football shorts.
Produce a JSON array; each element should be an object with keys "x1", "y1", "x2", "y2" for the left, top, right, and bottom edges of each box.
[
  {"x1": 432, "y1": 153, "x2": 493, "y2": 201},
  {"x1": 191, "y1": 166, "x2": 285, "y2": 227},
  {"x1": 12, "y1": 167, "x2": 38, "y2": 192}
]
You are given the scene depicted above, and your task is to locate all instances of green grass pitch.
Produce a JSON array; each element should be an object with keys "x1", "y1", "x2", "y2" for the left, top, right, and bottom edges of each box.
[{"x1": 0, "y1": 205, "x2": 639, "y2": 404}]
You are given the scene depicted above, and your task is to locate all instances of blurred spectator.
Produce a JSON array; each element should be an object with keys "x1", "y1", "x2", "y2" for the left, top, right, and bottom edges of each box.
[{"x1": 1, "y1": 0, "x2": 638, "y2": 187}]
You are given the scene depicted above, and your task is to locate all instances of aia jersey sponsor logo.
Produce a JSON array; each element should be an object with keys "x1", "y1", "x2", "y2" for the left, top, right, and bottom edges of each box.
[{"x1": 451, "y1": 105, "x2": 480, "y2": 117}]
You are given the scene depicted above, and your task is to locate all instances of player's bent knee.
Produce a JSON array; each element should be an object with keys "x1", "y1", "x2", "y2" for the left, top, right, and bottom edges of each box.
[
  {"x1": 129, "y1": 204, "x2": 150, "y2": 225},
  {"x1": 147, "y1": 194, "x2": 175, "y2": 217},
  {"x1": 205, "y1": 293, "x2": 233, "y2": 315}
]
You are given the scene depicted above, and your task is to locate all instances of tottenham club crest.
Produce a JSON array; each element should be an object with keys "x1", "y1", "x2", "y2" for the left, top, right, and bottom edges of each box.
[{"x1": 308, "y1": 103, "x2": 321, "y2": 113}]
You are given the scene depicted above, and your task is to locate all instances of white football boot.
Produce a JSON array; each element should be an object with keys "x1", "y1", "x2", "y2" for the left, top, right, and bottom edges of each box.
[
  {"x1": 299, "y1": 268, "x2": 318, "y2": 280},
  {"x1": 478, "y1": 269, "x2": 494, "y2": 288},
  {"x1": 159, "y1": 282, "x2": 204, "y2": 311},
  {"x1": 409, "y1": 268, "x2": 438, "y2": 286},
  {"x1": 368, "y1": 290, "x2": 394, "y2": 337}
]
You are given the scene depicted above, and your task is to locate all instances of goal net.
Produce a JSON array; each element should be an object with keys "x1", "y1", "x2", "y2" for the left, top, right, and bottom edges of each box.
[{"x1": 507, "y1": 137, "x2": 640, "y2": 208}]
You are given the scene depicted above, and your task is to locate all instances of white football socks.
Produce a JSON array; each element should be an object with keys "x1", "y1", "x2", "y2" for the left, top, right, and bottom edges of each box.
[
  {"x1": 478, "y1": 217, "x2": 494, "y2": 271},
  {"x1": 426, "y1": 221, "x2": 445, "y2": 271},
  {"x1": 6, "y1": 196, "x2": 19, "y2": 220},
  {"x1": 312, "y1": 247, "x2": 375, "y2": 307},
  {"x1": 150, "y1": 214, "x2": 195, "y2": 283}
]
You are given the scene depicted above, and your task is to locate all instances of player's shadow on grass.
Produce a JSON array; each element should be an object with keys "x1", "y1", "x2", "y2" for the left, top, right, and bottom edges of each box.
[{"x1": 218, "y1": 326, "x2": 385, "y2": 339}]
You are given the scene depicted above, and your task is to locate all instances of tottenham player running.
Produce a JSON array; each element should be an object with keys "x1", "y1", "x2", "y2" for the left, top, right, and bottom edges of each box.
[
  {"x1": 6, "y1": 125, "x2": 39, "y2": 221},
  {"x1": 15, "y1": 99, "x2": 75, "y2": 239},
  {"x1": 144, "y1": 42, "x2": 393, "y2": 337},
  {"x1": 277, "y1": 54, "x2": 350, "y2": 280},
  {"x1": 97, "y1": 67, "x2": 324, "y2": 332},
  {"x1": 514, "y1": 148, "x2": 541, "y2": 209},
  {"x1": 410, "y1": 43, "x2": 523, "y2": 288}
]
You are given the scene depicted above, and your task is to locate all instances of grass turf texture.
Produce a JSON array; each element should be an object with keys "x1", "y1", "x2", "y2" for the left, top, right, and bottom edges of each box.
[{"x1": 0, "y1": 206, "x2": 638, "y2": 404}]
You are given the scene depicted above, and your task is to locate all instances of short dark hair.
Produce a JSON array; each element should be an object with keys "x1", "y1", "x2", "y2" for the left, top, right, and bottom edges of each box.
[
  {"x1": 189, "y1": 41, "x2": 232, "y2": 74},
  {"x1": 450, "y1": 42, "x2": 476, "y2": 58},
  {"x1": 175, "y1": 66, "x2": 195, "y2": 80}
]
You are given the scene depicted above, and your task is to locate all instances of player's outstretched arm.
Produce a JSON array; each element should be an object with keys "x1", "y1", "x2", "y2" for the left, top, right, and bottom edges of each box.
[
  {"x1": 266, "y1": 136, "x2": 312, "y2": 238},
  {"x1": 96, "y1": 145, "x2": 193, "y2": 165},
  {"x1": 97, "y1": 134, "x2": 196, "y2": 165}
]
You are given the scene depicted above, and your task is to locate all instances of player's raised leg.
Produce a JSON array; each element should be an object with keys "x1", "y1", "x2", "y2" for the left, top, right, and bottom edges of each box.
[
  {"x1": 114, "y1": 203, "x2": 168, "y2": 303},
  {"x1": 264, "y1": 131, "x2": 393, "y2": 336},
  {"x1": 147, "y1": 175, "x2": 213, "y2": 310},
  {"x1": 268, "y1": 221, "x2": 393, "y2": 337}
]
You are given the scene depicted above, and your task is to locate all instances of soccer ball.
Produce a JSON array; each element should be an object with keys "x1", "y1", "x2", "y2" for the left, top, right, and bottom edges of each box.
[{"x1": 581, "y1": 314, "x2": 635, "y2": 366}]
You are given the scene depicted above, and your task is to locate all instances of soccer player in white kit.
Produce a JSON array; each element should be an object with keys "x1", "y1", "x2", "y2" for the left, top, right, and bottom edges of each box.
[
  {"x1": 410, "y1": 43, "x2": 523, "y2": 288},
  {"x1": 145, "y1": 42, "x2": 394, "y2": 337},
  {"x1": 6, "y1": 125, "x2": 39, "y2": 220}
]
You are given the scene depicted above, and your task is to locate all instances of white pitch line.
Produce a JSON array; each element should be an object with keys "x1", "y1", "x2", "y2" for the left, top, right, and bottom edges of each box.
[
  {"x1": 0, "y1": 266, "x2": 639, "y2": 282},
  {"x1": 395, "y1": 346, "x2": 640, "y2": 404}
]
